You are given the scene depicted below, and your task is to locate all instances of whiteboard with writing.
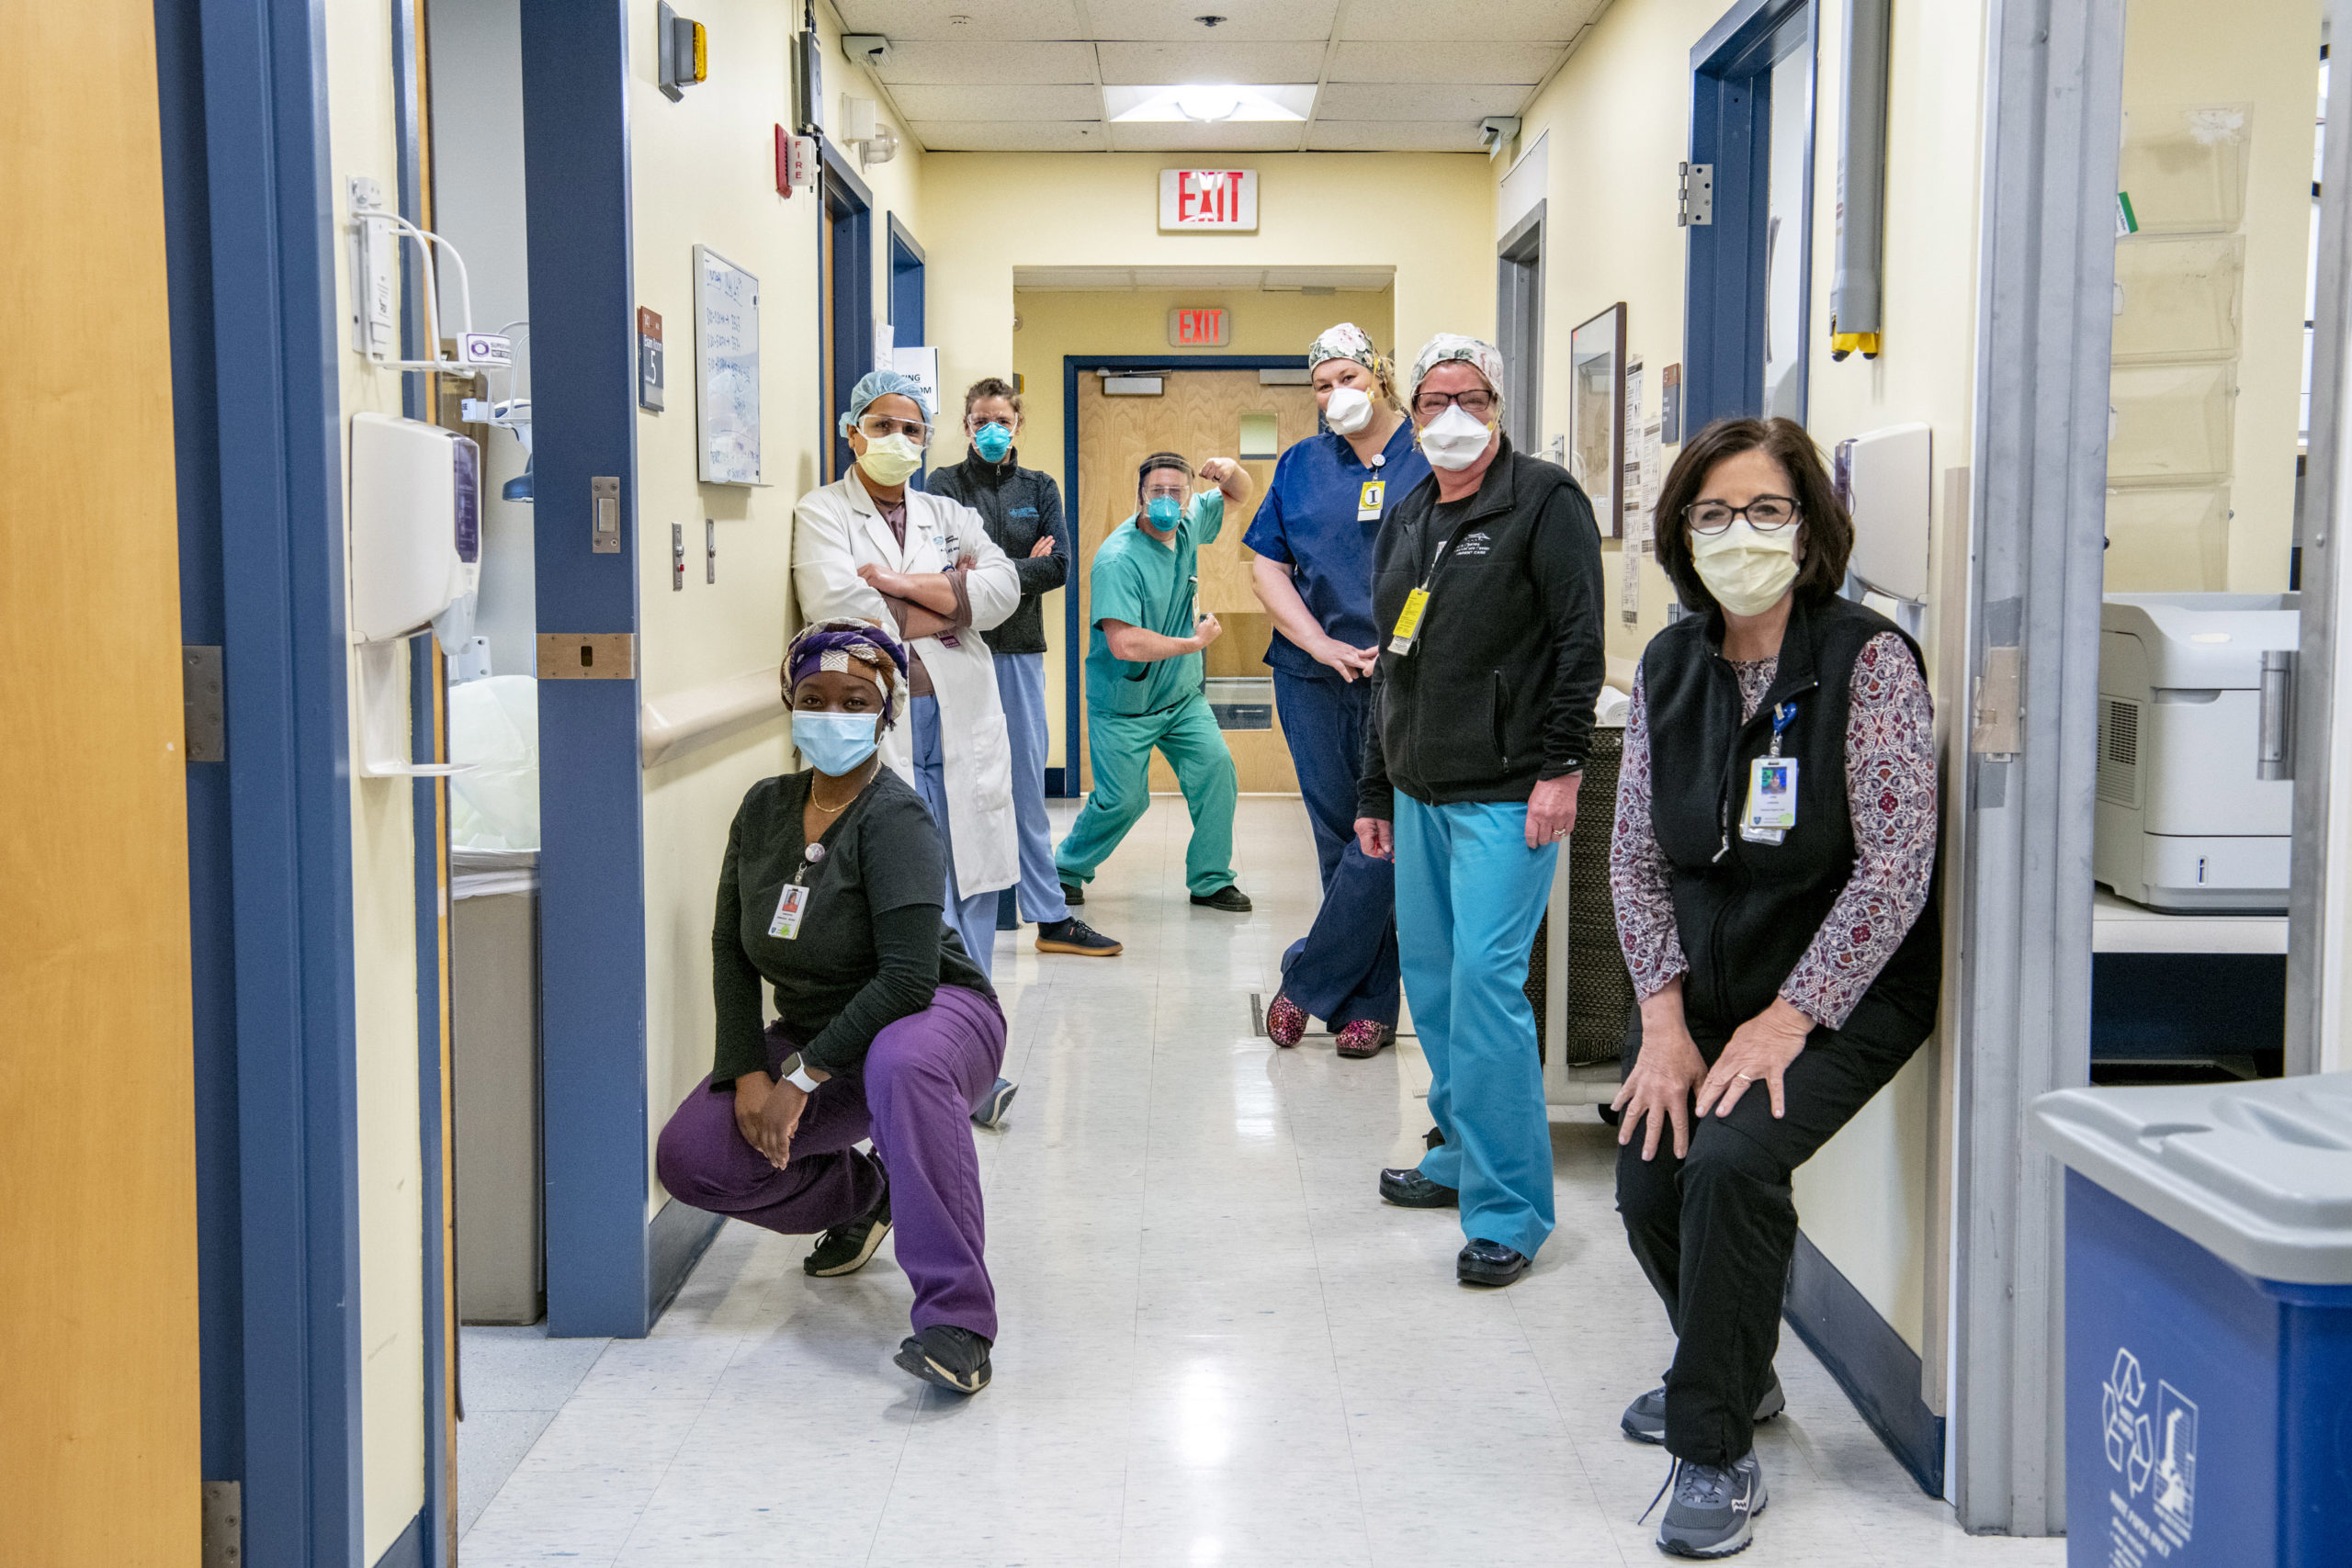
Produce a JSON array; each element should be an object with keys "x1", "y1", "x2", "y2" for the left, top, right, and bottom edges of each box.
[{"x1": 693, "y1": 245, "x2": 761, "y2": 485}]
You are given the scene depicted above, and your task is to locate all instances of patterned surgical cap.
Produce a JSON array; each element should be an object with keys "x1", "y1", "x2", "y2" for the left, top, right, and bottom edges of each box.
[
  {"x1": 1407, "y1": 333, "x2": 1507, "y2": 404},
  {"x1": 1306, "y1": 321, "x2": 1383, "y2": 375}
]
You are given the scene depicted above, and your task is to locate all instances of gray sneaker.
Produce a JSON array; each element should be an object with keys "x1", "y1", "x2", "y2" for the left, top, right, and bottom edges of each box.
[
  {"x1": 1649, "y1": 1451, "x2": 1768, "y2": 1558},
  {"x1": 1622, "y1": 1371, "x2": 1785, "y2": 1445}
]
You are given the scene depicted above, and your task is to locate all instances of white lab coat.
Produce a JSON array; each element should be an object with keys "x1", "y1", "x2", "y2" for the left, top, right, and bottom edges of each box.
[{"x1": 792, "y1": 472, "x2": 1022, "y2": 895}]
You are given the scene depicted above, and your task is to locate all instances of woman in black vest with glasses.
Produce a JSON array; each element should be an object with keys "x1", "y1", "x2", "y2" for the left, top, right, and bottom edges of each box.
[{"x1": 1607, "y1": 416, "x2": 1939, "y2": 1559}]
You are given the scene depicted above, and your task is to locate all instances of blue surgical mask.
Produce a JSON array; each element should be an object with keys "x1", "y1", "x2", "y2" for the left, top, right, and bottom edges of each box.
[
  {"x1": 793, "y1": 709, "x2": 881, "y2": 776},
  {"x1": 1145, "y1": 494, "x2": 1183, "y2": 527},
  {"x1": 972, "y1": 422, "x2": 1014, "y2": 463}
]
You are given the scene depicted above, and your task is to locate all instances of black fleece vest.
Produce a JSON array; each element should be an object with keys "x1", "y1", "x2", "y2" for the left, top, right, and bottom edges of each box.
[{"x1": 1638, "y1": 593, "x2": 1940, "y2": 1039}]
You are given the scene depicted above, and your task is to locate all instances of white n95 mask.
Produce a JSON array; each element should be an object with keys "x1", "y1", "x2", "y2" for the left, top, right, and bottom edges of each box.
[
  {"x1": 1417, "y1": 403, "x2": 1494, "y2": 471},
  {"x1": 1324, "y1": 386, "x2": 1374, "y2": 435},
  {"x1": 1691, "y1": 519, "x2": 1800, "y2": 616}
]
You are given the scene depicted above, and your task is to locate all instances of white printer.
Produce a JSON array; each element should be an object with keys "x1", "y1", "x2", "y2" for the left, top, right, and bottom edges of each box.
[{"x1": 2095, "y1": 592, "x2": 2299, "y2": 912}]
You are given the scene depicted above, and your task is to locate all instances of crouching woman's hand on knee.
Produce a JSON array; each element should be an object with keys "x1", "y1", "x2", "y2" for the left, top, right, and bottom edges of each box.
[
  {"x1": 1612, "y1": 979, "x2": 1708, "y2": 1160},
  {"x1": 1693, "y1": 998, "x2": 1813, "y2": 1122},
  {"x1": 733, "y1": 1072, "x2": 810, "y2": 1169}
]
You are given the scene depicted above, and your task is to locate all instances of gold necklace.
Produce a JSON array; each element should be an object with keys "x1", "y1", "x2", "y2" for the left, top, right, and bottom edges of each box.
[{"x1": 809, "y1": 760, "x2": 876, "y2": 815}]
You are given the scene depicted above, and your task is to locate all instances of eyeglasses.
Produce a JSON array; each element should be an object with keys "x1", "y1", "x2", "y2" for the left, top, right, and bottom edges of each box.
[
  {"x1": 1141, "y1": 484, "x2": 1188, "y2": 502},
  {"x1": 856, "y1": 413, "x2": 932, "y2": 443},
  {"x1": 1413, "y1": 389, "x2": 1497, "y2": 418},
  {"x1": 1684, "y1": 495, "x2": 1801, "y2": 535}
]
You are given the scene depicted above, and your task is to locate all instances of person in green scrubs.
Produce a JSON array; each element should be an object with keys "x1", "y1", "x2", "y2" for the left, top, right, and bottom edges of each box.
[{"x1": 1055, "y1": 450, "x2": 1258, "y2": 912}]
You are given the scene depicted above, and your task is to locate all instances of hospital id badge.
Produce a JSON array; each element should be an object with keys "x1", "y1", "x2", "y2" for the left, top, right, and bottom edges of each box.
[
  {"x1": 767, "y1": 884, "x2": 810, "y2": 941},
  {"x1": 1358, "y1": 479, "x2": 1385, "y2": 521},
  {"x1": 1742, "y1": 756, "x2": 1798, "y2": 839},
  {"x1": 1388, "y1": 586, "x2": 1430, "y2": 655}
]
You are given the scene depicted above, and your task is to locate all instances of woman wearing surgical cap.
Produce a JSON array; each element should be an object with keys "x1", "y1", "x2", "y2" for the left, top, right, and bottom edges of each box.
[
  {"x1": 656, "y1": 620, "x2": 1007, "y2": 1394},
  {"x1": 1245, "y1": 324, "x2": 1428, "y2": 1059},
  {"x1": 794, "y1": 370, "x2": 1023, "y2": 988},
  {"x1": 1356, "y1": 333, "x2": 1606, "y2": 1290}
]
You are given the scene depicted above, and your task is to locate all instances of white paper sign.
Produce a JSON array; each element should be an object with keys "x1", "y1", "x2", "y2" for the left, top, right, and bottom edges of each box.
[
  {"x1": 890, "y1": 346, "x2": 940, "y2": 416},
  {"x1": 1159, "y1": 168, "x2": 1259, "y2": 231}
]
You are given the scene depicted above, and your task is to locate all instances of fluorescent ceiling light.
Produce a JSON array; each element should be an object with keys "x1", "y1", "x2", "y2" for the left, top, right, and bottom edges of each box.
[{"x1": 1105, "y1": 84, "x2": 1315, "y2": 124}]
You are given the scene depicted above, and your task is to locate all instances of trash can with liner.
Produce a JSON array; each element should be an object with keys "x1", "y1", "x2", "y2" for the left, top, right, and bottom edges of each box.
[{"x1": 2029, "y1": 1073, "x2": 2352, "y2": 1566}]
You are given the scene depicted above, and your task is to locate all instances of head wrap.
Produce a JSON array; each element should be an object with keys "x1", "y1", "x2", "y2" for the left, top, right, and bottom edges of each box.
[
  {"x1": 1306, "y1": 321, "x2": 1383, "y2": 375},
  {"x1": 1136, "y1": 450, "x2": 1193, "y2": 496},
  {"x1": 785, "y1": 619, "x2": 910, "y2": 727},
  {"x1": 1407, "y1": 333, "x2": 1507, "y2": 407},
  {"x1": 836, "y1": 368, "x2": 935, "y2": 439}
]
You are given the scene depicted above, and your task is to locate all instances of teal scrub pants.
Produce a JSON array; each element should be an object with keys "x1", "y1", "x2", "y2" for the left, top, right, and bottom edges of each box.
[
  {"x1": 1395, "y1": 793, "x2": 1560, "y2": 1259},
  {"x1": 1056, "y1": 691, "x2": 1238, "y2": 897}
]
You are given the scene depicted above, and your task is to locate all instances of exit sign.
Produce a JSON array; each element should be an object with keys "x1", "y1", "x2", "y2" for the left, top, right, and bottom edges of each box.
[
  {"x1": 1169, "y1": 308, "x2": 1231, "y2": 347},
  {"x1": 1159, "y1": 168, "x2": 1259, "y2": 231}
]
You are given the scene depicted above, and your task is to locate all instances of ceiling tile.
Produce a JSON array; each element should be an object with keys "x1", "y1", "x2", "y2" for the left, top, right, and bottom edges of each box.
[
  {"x1": 1306, "y1": 119, "x2": 1489, "y2": 152},
  {"x1": 1129, "y1": 267, "x2": 1272, "y2": 288},
  {"x1": 1313, "y1": 82, "x2": 1530, "y2": 121},
  {"x1": 832, "y1": 0, "x2": 1086, "y2": 42},
  {"x1": 1261, "y1": 266, "x2": 1396, "y2": 290},
  {"x1": 1107, "y1": 120, "x2": 1306, "y2": 152},
  {"x1": 909, "y1": 120, "x2": 1109, "y2": 152},
  {"x1": 889, "y1": 85, "x2": 1102, "y2": 121},
  {"x1": 1014, "y1": 267, "x2": 1138, "y2": 289},
  {"x1": 1095, "y1": 40, "x2": 1329, "y2": 85},
  {"x1": 875, "y1": 41, "x2": 1098, "y2": 85},
  {"x1": 1337, "y1": 0, "x2": 1603, "y2": 44},
  {"x1": 1083, "y1": 0, "x2": 1337, "y2": 41},
  {"x1": 1326, "y1": 41, "x2": 1561, "y2": 85}
]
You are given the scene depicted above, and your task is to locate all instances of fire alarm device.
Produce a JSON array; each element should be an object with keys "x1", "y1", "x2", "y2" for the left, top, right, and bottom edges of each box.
[
  {"x1": 657, "y1": 1, "x2": 707, "y2": 101},
  {"x1": 637, "y1": 308, "x2": 664, "y2": 412},
  {"x1": 775, "y1": 128, "x2": 815, "y2": 196}
]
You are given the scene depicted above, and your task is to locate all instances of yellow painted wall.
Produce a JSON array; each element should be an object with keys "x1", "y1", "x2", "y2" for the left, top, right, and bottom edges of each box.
[
  {"x1": 922, "y1": 151, "x2": 1490, "y2": 770},
  {"x1": 2112, "y1": 0, "x2": 2320, "y2": 590},
  {"x1": 1004, "y1": 286, "x2": 1396, "y2": 768},
  {"x1": 1511, "y1": 0, "x2": 1990, "y2": 1356},
  {"x1": 633, "y1": 0, "x2": 925, "y2": 1200},
  {"x1": 322, "y1": 6, "x2": 427, "y2": 1557}
]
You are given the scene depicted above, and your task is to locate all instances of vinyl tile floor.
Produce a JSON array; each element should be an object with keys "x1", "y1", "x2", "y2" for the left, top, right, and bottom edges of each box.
[{"x1": 458, "y1": 795, "x2": 2064, "y2": 1567}]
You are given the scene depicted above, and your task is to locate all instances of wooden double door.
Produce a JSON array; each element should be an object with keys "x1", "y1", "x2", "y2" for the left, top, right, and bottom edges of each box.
[{"x1": 1073, "y1": 368, "x2": 1319, "y2": 794}]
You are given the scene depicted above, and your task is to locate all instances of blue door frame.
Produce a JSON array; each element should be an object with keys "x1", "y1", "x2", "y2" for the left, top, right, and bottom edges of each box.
[
  {"x1": 1683, "y1": 0, "x2": 1818, "y2": 433},
  {"x1": 888, "y1": 213, "x2": 925, "y2": 346},
  {"x1": 823, "y1": 139, "x2": 876, "y2": 480},
  {"x1": 1054, "y1": 355, "x2": 1307, "y2": 797}
]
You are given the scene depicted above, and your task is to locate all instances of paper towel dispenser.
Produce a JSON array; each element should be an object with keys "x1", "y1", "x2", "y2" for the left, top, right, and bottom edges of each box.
[{"x1": 350, "y1": 412, "x2": 481, "y2": 644}]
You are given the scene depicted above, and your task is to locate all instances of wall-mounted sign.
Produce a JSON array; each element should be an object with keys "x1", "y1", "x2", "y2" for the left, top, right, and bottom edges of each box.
[
  {"x1": 637, "y1": 307, "x2": 664, "y2": 412},
  {"x1": 1159, "y1": 168, "x2": 1258, "y2": 232},
  {"x1": 1168, "y1": 308, "x2": 1230, "y2": 347}
]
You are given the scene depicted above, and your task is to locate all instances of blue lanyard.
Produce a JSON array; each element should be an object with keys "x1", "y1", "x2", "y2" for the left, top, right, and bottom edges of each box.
[{"x1": 1768, "y1": 701, "x2": 1797, "y2": 757}]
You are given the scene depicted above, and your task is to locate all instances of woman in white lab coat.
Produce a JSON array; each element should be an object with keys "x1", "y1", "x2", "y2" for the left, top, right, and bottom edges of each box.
[{"x1": 794, "y1": 369, "x2": 1023, "y2": 983}]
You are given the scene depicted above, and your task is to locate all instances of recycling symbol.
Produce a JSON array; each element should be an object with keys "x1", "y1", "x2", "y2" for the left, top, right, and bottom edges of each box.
[{"x1": 2101, "y1": 1348, "x2": 2158, "y2": 1495}]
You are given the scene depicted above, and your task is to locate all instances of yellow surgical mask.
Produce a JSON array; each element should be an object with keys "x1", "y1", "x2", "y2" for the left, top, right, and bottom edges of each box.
[
  {"x1": 1691, "y1": 520, "x2": 1799, "y2": 616},
  {"x1": 856, "y1": 433, "x2": 923, "y2": 486}
]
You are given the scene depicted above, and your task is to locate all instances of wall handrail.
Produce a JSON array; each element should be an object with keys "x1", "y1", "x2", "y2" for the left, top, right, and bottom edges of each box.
[{"x1": 640, "y1": 667, "x2": 786, "y2": 768}]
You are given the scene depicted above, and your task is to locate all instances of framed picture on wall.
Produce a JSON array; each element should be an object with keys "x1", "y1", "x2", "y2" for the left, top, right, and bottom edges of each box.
[{"x1": 1569, "y1": 302, "x2": 1627, "y2": 538}]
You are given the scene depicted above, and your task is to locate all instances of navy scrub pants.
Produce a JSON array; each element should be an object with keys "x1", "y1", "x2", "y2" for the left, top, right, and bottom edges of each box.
[{"x1": 1271, "y1": 669, "x2": 1400, "y2": 1029}]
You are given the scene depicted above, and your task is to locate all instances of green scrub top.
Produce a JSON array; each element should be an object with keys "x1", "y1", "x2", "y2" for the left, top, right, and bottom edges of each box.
[{"x1": 1084, "y1": 491, "x2": 1226, "y2": 716}]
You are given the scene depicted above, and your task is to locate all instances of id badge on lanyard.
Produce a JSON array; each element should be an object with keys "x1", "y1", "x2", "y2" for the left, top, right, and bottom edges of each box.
[
  {"x1": 1740, "y1": 702, "x2": 1799, "y2": 843},
  {"x1": 767, "y1": 842, "x2": 826, "y2": 940},
  {"x1": 1357, "y1": 479, "x2": 1385, "y2": 522},
  {"x1": 1387, "y1": 540, "x2": 1451, "y2": 657}
]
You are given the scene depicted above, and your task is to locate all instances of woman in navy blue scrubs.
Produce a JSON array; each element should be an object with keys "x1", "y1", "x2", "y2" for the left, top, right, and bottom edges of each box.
[{"x1": 1247, "y1": 324, "x2": 1430, "y2": 1058}]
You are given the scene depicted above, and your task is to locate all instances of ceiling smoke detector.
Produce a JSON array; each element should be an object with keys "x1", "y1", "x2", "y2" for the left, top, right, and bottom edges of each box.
[{"x1": 1195, "y1": 15, "x2": 1227, "y2": 26}]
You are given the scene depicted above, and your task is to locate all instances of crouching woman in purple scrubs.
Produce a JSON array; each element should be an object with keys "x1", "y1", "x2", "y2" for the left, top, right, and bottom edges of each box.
[{"x1": 657, "y1": 618, "x2": 1006, "y2": 1395}]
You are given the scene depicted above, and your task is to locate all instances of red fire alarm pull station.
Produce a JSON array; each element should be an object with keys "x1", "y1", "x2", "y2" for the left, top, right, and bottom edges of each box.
[{"x1": 1167, "y1": 308, "x2": 1231, "y2": 348}]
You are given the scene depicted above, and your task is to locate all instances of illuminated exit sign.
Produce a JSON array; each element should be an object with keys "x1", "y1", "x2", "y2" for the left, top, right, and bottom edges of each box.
[
  {"x1": 1159, "y1": 168, "x2": 1259, "y2": 231},
  {"x1": 1168, "y1": 308, "x2": 1231, "y2": 347}
]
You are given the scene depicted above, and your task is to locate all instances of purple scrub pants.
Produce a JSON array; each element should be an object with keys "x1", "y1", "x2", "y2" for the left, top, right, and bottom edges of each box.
[{"x1": 655, "y1": 984, "x2": 1007, "y2": 1339}]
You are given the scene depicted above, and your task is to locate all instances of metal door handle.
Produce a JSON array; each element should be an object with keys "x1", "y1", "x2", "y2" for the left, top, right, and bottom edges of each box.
[{"x1": 2258, "y1": 649, "x2": 2294, "y2": 780}]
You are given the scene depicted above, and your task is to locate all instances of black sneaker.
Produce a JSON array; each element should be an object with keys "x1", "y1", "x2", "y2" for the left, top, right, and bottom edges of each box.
[
  {"x1": 1456, "y1": 1238, "x2": 1530, "y2": 1287},
  {"x1": 1035, "y1": 916, "x2": 1122, "y2": 956},
  {"x1": 1378, "y1": 1167, "x2": 1460, "y2": 1208},
  {"x1": 1650, "y1": 1451, "x2": 1768, "y2": 1558},
  {"x1": 894, "y1": 1325, "x2": 992, "y2": 1394},
  {"x1": 970, "y1": 1077, "x2": 1017, "y2": 1131},
  {"x1": 1060, "y1": 881, "x2": 1084, "y2": 907},
  {"x1": 1189, "y1": 885, "x2": 1252, "y2": 912},
  {"x1": 1622, "y1": 1372, "x2": 1785, "y2": 1445},
  {"x1": 803, "y1": 1176, "x2": 890, "y2": 1277}
]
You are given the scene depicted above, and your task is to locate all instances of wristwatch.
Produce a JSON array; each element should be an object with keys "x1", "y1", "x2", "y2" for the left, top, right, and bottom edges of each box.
[{"x1": 777, "y1": 1052, "x2": 821, "y2": 1094}]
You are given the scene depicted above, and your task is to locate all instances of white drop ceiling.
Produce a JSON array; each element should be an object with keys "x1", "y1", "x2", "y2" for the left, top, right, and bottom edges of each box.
[
  {"x1": 831, "y1": 0, "x2": 1609, "y2": 153},
  {"x1": 1013, "y1": 264, "x2": 1395, "y2": 290}
]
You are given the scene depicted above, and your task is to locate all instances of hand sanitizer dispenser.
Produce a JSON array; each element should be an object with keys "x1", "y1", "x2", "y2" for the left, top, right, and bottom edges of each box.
[
  {"x1": 349, "y1": 412, "x2": 481, "y2": 777},
  {"x1": 351, "y1": 411, "x2": 481, "y2": 642}
]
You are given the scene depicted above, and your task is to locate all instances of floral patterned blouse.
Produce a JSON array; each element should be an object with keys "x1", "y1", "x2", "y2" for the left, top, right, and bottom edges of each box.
[{"x1": 1609, "y1": 631, "x2": 1938, "y2": 1030}]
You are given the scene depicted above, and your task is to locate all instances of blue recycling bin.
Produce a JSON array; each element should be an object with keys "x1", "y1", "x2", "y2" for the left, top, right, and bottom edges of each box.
[{"x1": 2032, "y1": 1076, "x2": 2352, "y2": 1566}]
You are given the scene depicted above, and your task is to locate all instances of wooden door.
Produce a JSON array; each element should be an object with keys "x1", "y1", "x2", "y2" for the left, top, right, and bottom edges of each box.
[
  {"x1": 0, "y1": 0, "x2": 202, "y2": 1561},
  {"x1": 1074, "y1": 370, "x2": 1320, "y2": 793}
]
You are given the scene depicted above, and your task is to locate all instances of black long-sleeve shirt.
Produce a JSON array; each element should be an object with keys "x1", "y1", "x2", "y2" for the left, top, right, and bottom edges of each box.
[
  {"x1": 1358, "y1": 439, "x2": 1607, "y2": 817},
  {"x1": 710, "y1": 769, "x2": 993, "y2": 1086},
  {"x1": 924, "y1": 448, "x2": 1066, "y2": 655}
]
